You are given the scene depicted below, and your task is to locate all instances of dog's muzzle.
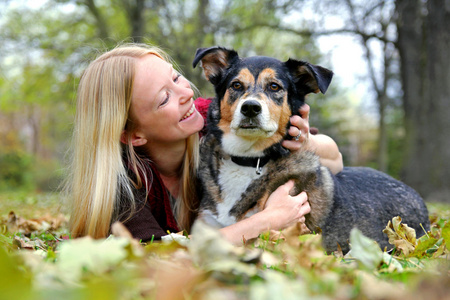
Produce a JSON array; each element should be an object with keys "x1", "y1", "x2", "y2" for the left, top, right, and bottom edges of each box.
[{"x1": 240, "y1": 100, "x2": 262, "y2": 118}]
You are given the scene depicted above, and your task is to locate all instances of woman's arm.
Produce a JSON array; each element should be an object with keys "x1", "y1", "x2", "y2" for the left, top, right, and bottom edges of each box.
[
  {"x1": 282, "y1": 104, "x2": 343, "y2": 174},
  {"x1": 308, "y1": 134, "x2": 343, "y2": 175},
  {"x1": 219, "y1": 180, "x2": 311, "y2": 245}
]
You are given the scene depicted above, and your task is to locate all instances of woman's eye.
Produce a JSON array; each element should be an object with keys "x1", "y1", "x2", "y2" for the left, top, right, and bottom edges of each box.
[
  {"x1": 173, "y1": 74, "x2": 181, "y2": 83},
  {"x1": 269, "y1": 83, "x2": 280, "y2": 91},
  {"x1": 231, "y1": 82, "x2": 243, "y2": 90},
  {"x1": 160, "y1": 93, "x2": 169, "y2": 107}
]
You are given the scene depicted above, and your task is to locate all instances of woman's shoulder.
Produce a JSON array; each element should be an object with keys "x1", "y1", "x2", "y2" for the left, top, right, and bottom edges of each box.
[
  {"x1": 195, "y1": 97, "x2": 212, "y2": 106},
  {"x1": 195, "y1": 97, "x2": 212, "y2": 118},
  {"x1": 195, "y1": 97, "x2": 213, "y2": 137}
]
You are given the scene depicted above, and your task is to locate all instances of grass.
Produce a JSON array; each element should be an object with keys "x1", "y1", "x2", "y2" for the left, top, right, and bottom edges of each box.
[
  {"x1": 0, "y1": 191, "x2": 67, "y2": 219},
  {"x1": 0, "y1": 190, "x2": 449, "y2": 300}
]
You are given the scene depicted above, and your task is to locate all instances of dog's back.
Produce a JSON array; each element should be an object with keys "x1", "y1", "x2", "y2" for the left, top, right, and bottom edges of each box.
[{"x1": 320, "y1": 167, "x2": 429, "y2": 253}]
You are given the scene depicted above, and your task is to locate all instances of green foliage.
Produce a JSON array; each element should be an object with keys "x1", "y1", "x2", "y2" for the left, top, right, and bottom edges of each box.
[
  {"x1": 31, "y1": 158, "x2": 65, "y2": 192},
  {"x1": 0, "y1": 147, "x2": 64, "y2": 192},
  {"x1": 0, "y1": 149, "x2": 34, "y2": 191}
]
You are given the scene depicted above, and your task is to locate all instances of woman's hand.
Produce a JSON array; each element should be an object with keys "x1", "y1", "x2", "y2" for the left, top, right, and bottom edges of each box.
[
  {"x1": 219, "y1": 180, "x2": 310, "y2": 244},
  {"x1": 261, "y1": 180, "x2": 311, "y2": 231},
  {"x1": 282, "y1": 104, "x2": 311, "y2": 151},
  {"x1": 282, "y1": 104, "x2": 344, "y2": 174}
]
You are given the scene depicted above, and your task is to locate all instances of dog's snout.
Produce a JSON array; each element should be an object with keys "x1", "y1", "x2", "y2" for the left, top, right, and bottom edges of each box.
[{"x1": 241, "y1": 100, "x2": 262, "y2": 118}]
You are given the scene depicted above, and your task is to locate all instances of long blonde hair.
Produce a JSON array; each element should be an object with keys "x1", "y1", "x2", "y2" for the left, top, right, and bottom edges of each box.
[{"x1": 68, "y1": 44, "x2": 200, "y2": 239}]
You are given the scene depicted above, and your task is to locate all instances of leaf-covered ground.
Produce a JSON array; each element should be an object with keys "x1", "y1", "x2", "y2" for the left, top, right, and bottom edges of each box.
[{"x1": 0, "y1": 192, "x2": 449, "y2": 300}]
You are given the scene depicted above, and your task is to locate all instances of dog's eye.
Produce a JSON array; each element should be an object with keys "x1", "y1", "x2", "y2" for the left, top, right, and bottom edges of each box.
[
  {"x1": 231, "y1": 82, "x2": 243, "y2": 91},
  {"x1": 269, "y1": 83, "x2": 281, "y2": 91}
]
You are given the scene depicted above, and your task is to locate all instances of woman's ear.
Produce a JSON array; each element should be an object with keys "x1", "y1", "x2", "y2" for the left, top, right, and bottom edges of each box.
[{"x1": 120, "y1": 130, "x2": 147, "y2": 147}]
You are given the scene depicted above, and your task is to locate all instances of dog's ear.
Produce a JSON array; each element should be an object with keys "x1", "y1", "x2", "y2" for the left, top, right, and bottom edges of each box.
[
  {"x1": 285, "y1": 59, "x2": 333, "y2": 94},
  {"x1": 193, "y1": 46, "x2": 239, "y2": 85}
]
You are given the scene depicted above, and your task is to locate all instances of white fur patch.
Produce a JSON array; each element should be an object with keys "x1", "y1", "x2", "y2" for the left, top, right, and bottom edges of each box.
[
  {"x1": 221, "y1": 134, "x2": 265, "y2": 157},
  {"x1": 198, "y1": 210, "x2": 227, "y2": 228},
  {"x1": 216, "y1": 158, "x2": 266, "y2": 226}
]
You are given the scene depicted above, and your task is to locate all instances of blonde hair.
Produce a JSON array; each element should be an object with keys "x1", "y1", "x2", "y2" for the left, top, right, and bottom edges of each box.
[{"x1": 68, "y1": 44, "x2": 199, "y2": 239}]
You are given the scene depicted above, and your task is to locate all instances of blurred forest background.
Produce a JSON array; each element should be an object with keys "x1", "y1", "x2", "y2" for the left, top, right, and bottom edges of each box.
[{"x1": 0, "y1": 0, "x2": 449, "y2": 202}]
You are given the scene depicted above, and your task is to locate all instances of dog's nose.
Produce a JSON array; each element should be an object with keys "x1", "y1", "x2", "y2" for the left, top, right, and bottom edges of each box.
[{"x1": 241, "y1": 100, "x2": 262, "y2": 118}]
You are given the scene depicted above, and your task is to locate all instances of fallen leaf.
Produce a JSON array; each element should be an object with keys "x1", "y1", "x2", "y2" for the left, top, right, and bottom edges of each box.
[
  {"x1": 411, "y1": 237, "x2": 438, "y2": 258},
  {"x1": 381, "y1": 252, "x2": 403, "y2": 272},
  {"x1": 432, "y1": 240, "x2": 446, "y2": 258},
  {"x1": 188, "y1": 220, "x2": 263, "y2": 281},
  {"x1": 383, "y1": 216, "x2": 417, "y2": 256},
  {"x1": 4, "y1": 211, "x2": 67, "y2": 235},
  {"x1": 0, "y1": 246, "x2": 33, "y2": 300},
  {"x1": 13, "y1": 236, "x2": 35, "y2": 250},
  {"x1": 110, "y1": 221, "x2": 134, "y2": 239},
  {"x1": 250, "y1": 269, "x2": 308, "y2": 299},
  {"x1": 57, "y1": 236, "x2": 131, "y2": 282},
  {"x1": 152, "y1": 261, "x2": 204, "y2": 300},
  {"x1": 349, "y1": 228, "x2": 382, "y2": 270},
  {"x1": 358, "y1": 271, "x2": 405, "y2": 299},
  {"x1": 111, "y1": 221, "x2": 144, "y2": 257},
  {"x1": 189, "y1": 220, "x2": 244, "y2": 267},
  {"x1": 281, "y1": 233, "x2": 332, "y2": 271}
]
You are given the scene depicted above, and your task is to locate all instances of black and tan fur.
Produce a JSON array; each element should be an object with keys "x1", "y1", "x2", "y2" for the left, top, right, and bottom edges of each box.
[{"x1": 193, "y1": 46, "x2": 430, "y2": 254}]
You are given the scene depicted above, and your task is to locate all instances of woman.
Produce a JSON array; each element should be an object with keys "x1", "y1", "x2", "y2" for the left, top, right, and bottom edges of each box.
[{"x1": 68, "y1": 44, "x2": 343, "y2": 244}]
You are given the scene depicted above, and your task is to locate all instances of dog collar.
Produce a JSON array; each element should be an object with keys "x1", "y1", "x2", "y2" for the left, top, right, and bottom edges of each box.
[{"x1": 230, "y1": 155, "x2": 271, "y2": 175}]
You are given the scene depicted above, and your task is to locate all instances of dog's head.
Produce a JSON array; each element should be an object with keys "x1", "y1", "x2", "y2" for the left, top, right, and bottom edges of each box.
[{"x1": 193, "y1": 46, "x2": 333, "y2": 157}]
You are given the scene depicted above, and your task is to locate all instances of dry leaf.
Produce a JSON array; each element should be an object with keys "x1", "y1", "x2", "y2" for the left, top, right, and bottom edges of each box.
[
  {"x1": 5, "y1": 211, "x2": 67, "y2": 235},
  {"x1": 111, "y1": 221, "x2": 134, "y2": 239},
  {"x1": 383, "y1": 216, "x2": 417, "y2": 256},
  {"x1": 111, "y1": 221, "x2": 144, "y2": 256},
  {"x1": 359, "y1": 271, "x2": 405, "y2": 300}
]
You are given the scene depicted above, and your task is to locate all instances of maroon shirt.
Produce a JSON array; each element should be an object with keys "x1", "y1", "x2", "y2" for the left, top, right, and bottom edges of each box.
[{"x1": 119, "y1": 97, "x2": 211, "y2": 242}]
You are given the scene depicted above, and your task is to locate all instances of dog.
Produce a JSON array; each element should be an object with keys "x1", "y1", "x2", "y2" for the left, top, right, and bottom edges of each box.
[{"x1": 192, "y1": 46, "x2": 430, "y2": 254}]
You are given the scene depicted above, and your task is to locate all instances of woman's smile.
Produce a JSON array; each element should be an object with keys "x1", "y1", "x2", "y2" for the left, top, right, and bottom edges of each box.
[{"x1": 180, "y1": 102, "x2": 197, "y2": 122}]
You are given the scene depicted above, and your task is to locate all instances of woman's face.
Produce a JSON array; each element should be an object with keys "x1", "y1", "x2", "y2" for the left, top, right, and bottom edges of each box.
[{"x1": 129, "y1": 54, "x2": 204, "y2": 147}]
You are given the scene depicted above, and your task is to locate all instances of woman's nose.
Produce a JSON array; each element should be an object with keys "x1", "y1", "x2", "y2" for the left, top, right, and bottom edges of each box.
[{"x1": 179, "y1": 85, "x2": 194, "y2": 103}]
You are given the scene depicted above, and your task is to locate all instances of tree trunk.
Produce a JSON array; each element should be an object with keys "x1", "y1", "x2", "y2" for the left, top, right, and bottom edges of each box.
[
  {"x1": 128, "y1": 0, "x2": 145, "y2": 43},
  {"x1": 396, "y1": 0, "x2": 450, "y2": 202},
  {"x1": 377, "y1": 94, "x2": 388, "y2": 173}
]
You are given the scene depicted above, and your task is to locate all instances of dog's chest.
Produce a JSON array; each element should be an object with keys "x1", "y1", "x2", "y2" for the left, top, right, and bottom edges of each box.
[{"x1": 216, "y1": 158, "x2": 265, "y2": 226}]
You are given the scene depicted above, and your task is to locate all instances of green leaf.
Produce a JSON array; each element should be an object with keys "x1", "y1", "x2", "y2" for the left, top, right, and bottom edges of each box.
[
  {"x1": 0, "y1": 246, "x2": 32, "y2": 300},
  {"x1": 411, "y1": 237, "x2": 439, "y2": 258},
  {"x1": 0, "y1": 234, "x2": 14, "y2": 248},
  {"x1": 349, "y1": 228, "x2": 383, "y2": 271},
  {"x1": 442, "y1": 221, "x2": 450, "y2": 251},
  {"x1": 381, "y1": 252, "x2": 403, "y2": 272}
]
